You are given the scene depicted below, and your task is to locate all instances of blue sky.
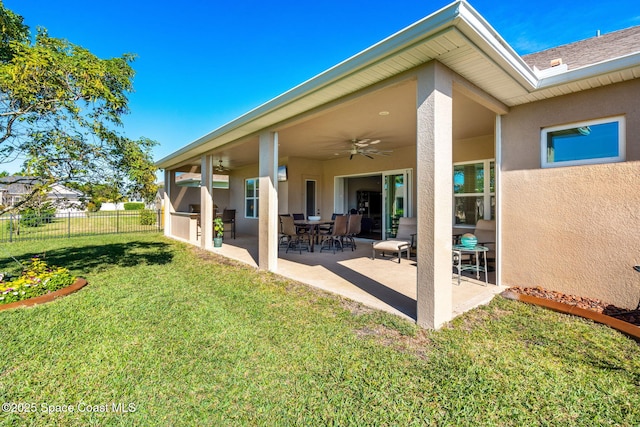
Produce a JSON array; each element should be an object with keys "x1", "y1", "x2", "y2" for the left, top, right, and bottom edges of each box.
[{"x1": 3, "y1": 0, "x2": 639, "y2": 172}]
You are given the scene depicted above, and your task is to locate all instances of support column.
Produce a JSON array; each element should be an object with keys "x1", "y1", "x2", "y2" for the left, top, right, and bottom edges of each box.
[
  {"x1": 200, "y1": 154, "x2": 214, "y2": 250},
  {"x1": 415, "y1": 62, "x2": 454, "y2": 329},
  {"x1": 258, "y1": 132, "x2": 278, "y2": 272},
  {"x1": 163, "y1": 169, "x2": 172, "y2": 237}
]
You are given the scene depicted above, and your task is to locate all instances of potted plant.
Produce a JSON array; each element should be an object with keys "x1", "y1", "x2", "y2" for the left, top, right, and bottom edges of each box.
[{"x1": 213, "y1": 217, "x2": 224, "y2": 247}]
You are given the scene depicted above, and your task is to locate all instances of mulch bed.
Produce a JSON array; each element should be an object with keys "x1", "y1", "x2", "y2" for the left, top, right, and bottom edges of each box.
[{"x1": 508, "y1": 286, "x2": 640, "y2": 327}]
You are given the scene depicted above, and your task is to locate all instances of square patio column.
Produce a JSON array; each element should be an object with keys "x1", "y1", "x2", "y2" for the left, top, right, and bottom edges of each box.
[
  {"x1": 416, "y1": 62, "x2": 454, "y2": 329},
  {"x1": 200, "y1": 154, "x2": 214, "y2": 250},
  {"x1": 258, "y1": 132, "x2": 279, "y2": 272},
  {"x1": 163, "y1": 169, "x2": 173, "y2": 237}
]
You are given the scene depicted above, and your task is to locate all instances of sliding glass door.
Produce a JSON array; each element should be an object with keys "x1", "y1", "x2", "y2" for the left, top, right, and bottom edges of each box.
[{"x1": 382, "y1": 169, "x2": 411, "y2": 238}]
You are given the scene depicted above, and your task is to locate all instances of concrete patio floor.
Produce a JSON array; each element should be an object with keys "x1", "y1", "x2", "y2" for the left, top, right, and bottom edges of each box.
[{"x1": 209, "y1": 235, "x2": 508, "y2": 322}]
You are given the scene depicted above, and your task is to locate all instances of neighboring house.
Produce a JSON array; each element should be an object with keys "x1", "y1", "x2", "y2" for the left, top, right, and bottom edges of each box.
[
  {"x1": 157, "y1": 1, "x2": 640, "y2": 328},
  {"x1": 0, "y1": 176, "x2": 85, "y2": 212}
]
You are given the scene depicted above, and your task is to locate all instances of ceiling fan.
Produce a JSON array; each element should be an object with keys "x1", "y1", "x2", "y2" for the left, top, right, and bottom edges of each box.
[
  {"x1": 215, "y1": 160, "x2": 229, "y2": 172},
  {"x1": 342, "y1": 138, "x2": 392, "y2": 160}
]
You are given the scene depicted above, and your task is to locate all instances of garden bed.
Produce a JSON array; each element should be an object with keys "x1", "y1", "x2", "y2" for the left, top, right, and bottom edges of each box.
[{"x1": 0, "y1": 277, "x2": 87, "y2": 311}]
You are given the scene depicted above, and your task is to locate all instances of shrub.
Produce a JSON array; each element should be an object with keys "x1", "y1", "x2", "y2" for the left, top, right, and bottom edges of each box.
[
  {"x1": 0, "y1": 257, "x2": 76, "y2": 305},
  {"x1": 4, "y1": 218, "x2": 17, "y2": 234},
  {"x1": 139, "y1": 209, "x2": 156, "y2": 226},
  {"x1": 19, "y1": 205, "x2": 56, "y2": 227},
  {"x1": 124, "y1": 202, "x2": 145, "y2": 210},
  {"x1": 86, "y1": 201, "x2": 102, "y2": 212}
]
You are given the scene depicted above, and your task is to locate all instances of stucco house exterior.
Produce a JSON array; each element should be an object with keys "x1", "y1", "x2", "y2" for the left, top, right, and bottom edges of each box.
[{"x1": 157, "y1": 1, "x2": 640, "y2": 328}]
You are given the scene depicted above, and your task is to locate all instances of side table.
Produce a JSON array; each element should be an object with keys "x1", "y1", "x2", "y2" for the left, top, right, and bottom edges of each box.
[{"x1": 452, "y1": 244, "x2": 489, "y2": 286}]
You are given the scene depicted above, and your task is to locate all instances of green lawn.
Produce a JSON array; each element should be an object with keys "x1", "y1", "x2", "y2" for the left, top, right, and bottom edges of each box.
[{"x1": 0, "y1": 233, "x2": 638, "y2": 426}]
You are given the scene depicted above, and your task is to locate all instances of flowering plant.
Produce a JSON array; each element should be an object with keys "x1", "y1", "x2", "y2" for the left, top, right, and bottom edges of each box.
[{"x1": 0, "y1": 257, "x2": 76, "y2": 305}]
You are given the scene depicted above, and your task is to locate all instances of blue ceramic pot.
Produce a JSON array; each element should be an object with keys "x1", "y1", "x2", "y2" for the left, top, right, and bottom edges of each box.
[{"x1": 460, "y1": 233, "x2": 477, "y2": 248}]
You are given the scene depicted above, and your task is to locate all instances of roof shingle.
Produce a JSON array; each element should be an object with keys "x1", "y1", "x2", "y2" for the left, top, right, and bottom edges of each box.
[{"x1": 523, "y1": 26, "x2": 640, "y2": 71}]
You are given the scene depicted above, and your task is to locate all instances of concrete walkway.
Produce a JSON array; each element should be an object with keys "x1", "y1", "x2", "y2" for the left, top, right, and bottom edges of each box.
[{"x1": 211, "y1": 235, "x2": 507, "y2": 322}]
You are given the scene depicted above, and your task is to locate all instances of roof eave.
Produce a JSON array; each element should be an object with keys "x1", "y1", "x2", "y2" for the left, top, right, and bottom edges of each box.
[{"x1": 536, "y1": 51, "x2": 640, "y2": 88}]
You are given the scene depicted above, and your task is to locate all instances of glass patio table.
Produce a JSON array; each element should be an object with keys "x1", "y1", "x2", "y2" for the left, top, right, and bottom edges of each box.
[{"x1": 452, "y1": 244, "x2": 489, "y2": 286}]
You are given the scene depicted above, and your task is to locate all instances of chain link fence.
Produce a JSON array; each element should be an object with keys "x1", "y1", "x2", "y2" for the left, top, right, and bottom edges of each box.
[{"x1": 0, "y1": 210, "x2": 163, "y2": 242}]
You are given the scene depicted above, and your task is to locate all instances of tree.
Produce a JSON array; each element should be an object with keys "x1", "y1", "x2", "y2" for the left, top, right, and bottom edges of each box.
[{"x1": 0, "y1": 2, "x2": 157, "y2": 213}]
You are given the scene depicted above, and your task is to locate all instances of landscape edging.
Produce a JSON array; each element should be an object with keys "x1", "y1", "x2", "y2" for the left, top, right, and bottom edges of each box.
[
  {"x1": 501, "y1": 290, "x2": 640, "y2": 341},
  {"x1": 0, "y1": 277, "x2": 88, "y2": 311}
]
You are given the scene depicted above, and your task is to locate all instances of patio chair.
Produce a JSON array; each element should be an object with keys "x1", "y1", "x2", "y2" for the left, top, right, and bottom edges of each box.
[
  {"x1": 221, "y1": 208, "x2": 236, "y2": 239},
  {"x1": 319, "y1": 214, "x2": 349, "y2": 254},
  {"x1": 474, "y1": 219, "x2": 495, "y2": 268},
  {"x1": 343, "y1": 214, "x2": 362, "y2": 250},
  {"x1": 278, "y1": 214, "x2": 291, "y2": 250},
  {"x1": 280, "y1": 215, "x2": 310, "y2": 254},
  {"x1": 318, "y1": 213, "x2": 342, "y2": 235},
  {"x1": 371, "y1": 217, "x2": 416, "y2": 263}
]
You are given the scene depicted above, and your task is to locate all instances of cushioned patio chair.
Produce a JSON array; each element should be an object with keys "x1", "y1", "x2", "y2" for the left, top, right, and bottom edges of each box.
[{"x1": 371, "y1": 217, "x2": 416, "y2": 263}]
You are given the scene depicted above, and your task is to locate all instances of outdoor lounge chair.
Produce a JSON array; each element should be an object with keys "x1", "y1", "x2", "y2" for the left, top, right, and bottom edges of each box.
[{"x1": 371, "y1": 217, "x2": 416, "y2": 263}]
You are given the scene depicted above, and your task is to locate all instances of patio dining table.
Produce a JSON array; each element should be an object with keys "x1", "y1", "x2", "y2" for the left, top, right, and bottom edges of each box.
[{"x1": 294, "y1": 219, "x2": 334, "y2": 252}]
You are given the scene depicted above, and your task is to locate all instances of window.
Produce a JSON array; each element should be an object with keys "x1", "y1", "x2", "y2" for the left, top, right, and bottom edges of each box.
[
  {"x1": 245, "y1": 178, "x2": 259, "y2": 218},
  {"x1": 453, "y1": 159, "x2": 495, "y2": 225},
  {"x1": 541, "y1": 116, "x2": 625, "y2": 168}
]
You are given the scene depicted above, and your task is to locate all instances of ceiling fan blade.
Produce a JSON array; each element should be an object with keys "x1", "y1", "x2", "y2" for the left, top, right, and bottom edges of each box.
[
  {"x1": 364, "y1": 154, "x2": 374, "y2": 159},
  {"x1": 368, "y1": 139, "x2": 381, "y2": 145},
  {"x1": 349, "y1": 154, "x2": 354, "y2": 160}
]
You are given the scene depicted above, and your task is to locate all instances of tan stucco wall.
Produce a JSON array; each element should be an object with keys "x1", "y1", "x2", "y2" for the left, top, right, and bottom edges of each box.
[
  {"x1": 286, "y1": 157, "x2": 324, "y2": 216},
  {"x1": 453, "y1": 134, "x2": 494, "y2": 163},
  {"x1": 502, "y1": 79, "x2": 640, "y2": 171},
  {"x1": 501, "y1": 79, "x2": 640, "y2": 308}
]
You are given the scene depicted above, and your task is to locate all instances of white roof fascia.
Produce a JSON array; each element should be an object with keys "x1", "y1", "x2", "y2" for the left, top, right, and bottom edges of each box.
[
  {"x1": 536, "y1": 51, "x2": 640, "y2": 88},
  {"x1": 455, "y1": 1, "x2": 538, "y2": 90}
]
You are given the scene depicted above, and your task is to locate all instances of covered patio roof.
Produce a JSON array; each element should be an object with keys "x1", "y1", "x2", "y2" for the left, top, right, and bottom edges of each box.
[{"x1": 156, "y1": 0, "x2": 640, "y2": 172}]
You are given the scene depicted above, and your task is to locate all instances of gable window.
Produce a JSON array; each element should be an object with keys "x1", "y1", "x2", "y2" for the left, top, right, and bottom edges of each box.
[
  {"x1": 541, "y1": 116, "x2": 625, "y2": 168},
  {"x1": 245, "y1": 178, "x2": 259, "y2": 219},
  {"x1": 453, "y1": 159, "x2": 495, "y2": 226}
]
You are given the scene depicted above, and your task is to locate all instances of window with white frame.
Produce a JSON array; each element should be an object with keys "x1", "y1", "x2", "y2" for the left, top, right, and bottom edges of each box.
[
  {"x1": 541, "y1": 116, "x2": 625, "y2": 168},
  {"x1": 245, "y1": 178, "x2": 259, "y2": 219},
  {"x1": 453, "y1": 159, "x2": 495, "y2": 226}
]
